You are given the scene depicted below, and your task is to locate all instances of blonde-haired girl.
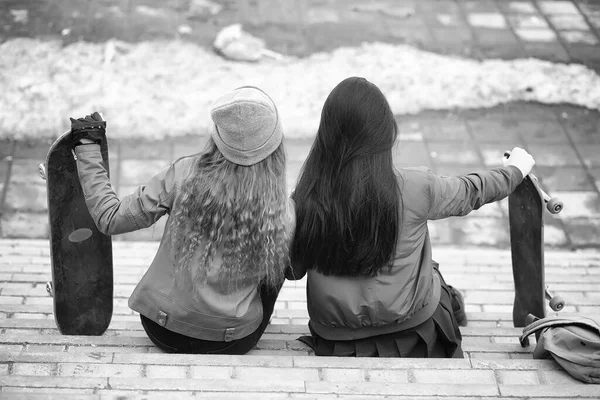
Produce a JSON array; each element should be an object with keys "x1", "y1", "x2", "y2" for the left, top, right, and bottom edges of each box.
[{"x1": 71, "y1": 86, "x2": 293, "y2": 354}]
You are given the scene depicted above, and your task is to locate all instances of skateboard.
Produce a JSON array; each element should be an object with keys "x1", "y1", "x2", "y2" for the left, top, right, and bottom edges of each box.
[
  {"x1": 507, "y1": 156, "x2": 565, "y2": 327},
  {"x1": 39, "y1": 130, "x2": 113, "y2": 335}
]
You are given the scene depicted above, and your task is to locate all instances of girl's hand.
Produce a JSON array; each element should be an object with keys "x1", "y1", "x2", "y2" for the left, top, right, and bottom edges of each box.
[
  {"x1": 503, "y1": 147, "x2": 535, "y2": 178},
  {"x1": 70, "y1": 112, "x2": 106, "y2": 146}
]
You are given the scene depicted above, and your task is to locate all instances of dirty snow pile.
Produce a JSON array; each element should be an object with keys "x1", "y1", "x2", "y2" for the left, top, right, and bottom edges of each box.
[{"x1": 1, "y1": 38, "x2": 599, "y2": 140}]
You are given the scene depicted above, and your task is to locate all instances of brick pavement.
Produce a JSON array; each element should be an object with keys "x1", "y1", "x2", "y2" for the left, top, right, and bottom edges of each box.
[
  {"x1": 1, "y1": 103, "x2": 599, "y2": 248},
  {"x1": 1, "y1": 239, "x2": 600, "y2": 398}
]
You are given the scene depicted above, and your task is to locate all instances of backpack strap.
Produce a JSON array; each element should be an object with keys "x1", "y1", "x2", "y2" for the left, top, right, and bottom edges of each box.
[{"x1": 519, "y1": 314, "x2": 600, "y2": 347}]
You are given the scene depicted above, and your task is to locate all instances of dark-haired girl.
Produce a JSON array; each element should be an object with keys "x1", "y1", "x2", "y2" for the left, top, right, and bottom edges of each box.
[{"x1": 288, "y1": 77, "x2": 534, "y2": 358}]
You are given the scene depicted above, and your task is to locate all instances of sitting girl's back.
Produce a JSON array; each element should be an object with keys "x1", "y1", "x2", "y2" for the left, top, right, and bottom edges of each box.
[{"x1": 288, "y1": 77, "x2": 534, "y2": 358}]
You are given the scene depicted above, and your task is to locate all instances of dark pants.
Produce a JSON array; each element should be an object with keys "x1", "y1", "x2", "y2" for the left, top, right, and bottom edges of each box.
[{"x1": 140, "y1": 282, "x2": 282, "y2": 354}]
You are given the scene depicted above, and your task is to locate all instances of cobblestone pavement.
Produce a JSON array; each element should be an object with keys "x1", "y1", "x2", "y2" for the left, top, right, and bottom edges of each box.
[
  {"x1": 1, "y1": 239, "x2": 599, "y2": 398},
  {"x1": 1, "y1": 0, "x2": 599, "y2": 247}
]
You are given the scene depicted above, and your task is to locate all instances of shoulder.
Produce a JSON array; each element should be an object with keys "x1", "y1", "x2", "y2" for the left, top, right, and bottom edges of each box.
[
  {"x1": 397, "y1": 167, "x2": 434, "y2": 190},
  {"x1": 396, "y1": 167, "x2": 435, "y2": 216}
]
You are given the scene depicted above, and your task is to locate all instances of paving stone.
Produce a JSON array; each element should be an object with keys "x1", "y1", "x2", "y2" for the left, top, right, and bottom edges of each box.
[
  {"x1": 306, "y1": 381, "x2": 499, "y2": 396},
  {"x1": 591, "y1": 167, "x2": 600, "y2": 188},
  {"x1": 108, "y1": 377, "x2": 305, "y2": 392},
  {"x1": 563, "y1": 218, "x2": 600, "y2": 247},
  {"x1": 172, "y1": 135, "x2": 209, "y2": 159},
  {"x1": 551, "y1": 191, "x2": 600, "y2": 218},
  {"x1": 539, "y1": 369, "x2": 583, "y2": 384},
  {"x1": 560, "y1": 30, "x2": 599, "y2": 44},
  {"x1": 435, "y1": 13, "x2": 461, "y2": 27},
  {"x1": 431, "y1": 27, "x2": 474, "y2": 50},
  {"x1": 0, "y1": 160, "x2": 8, "y2": 201},
  {"x1": 525, "y1": 144, "x2": 580, "y2": 167},
  {"x1": 119, "y1": 159, "x2": 170, "y2": 185},
  {"x1": 0, "y1": 140, "x2": 14, "y2": 159},
  {"x1": 433, "y1": 164, "x2": 485, "y2": 177},
  {"x1": 500, "y1": 384, "x2": 600, "y2": 397},
  {"x1": 522, "y1": 42, "x2": 570, "y2": 61},
  {"x1": 9, "y1": 159, "x2": 48, "y2": 186},
  {"x1": 506, "y1": 14, "x2": 550, "y2": 30},
  {"x1": 467, "y1": 118, "x2": 523, "y2": 142},
  {"x1": 549, "y1": 14, "x2": 590, "y2": 30},
  {"x1": 119, "y1": 139, "x2": 173, "y2": 160},
  {"x1": 365, "y1": 369, "x2": 409, "y2": 383},
  {"x1": 427, "y1": 142, "x2": 480, "y2": 165},
  {"x1": 321, "y1": 368, "x2": 364, "y2": 382},
  {"x1": 513, "y1": 119, "x2": 569, "y2": 143},
  {"x1": 462, "y1": 0, "x2": 500, "y2": 13},
  {"x1": 575, "y1": 145, "x2": 600, "y2": 169},
  {"x1": 468, "y1": 13, "x2": 507, "y2": 28},
  {"x1": 0, "y1": 212, "x2": 48, "y2": 239},
  {"x1": 560, "y1": 111, "x2": 600, "y2": 143},
  {"x1": 387, "y1": 19, "x2": 434, "y2": 43},
  {"x1": 544, "y1": 223, "x2": 569, "y2": 247},
  {"x1": 515, "y1": 28, "x2": 558, "y2": 42},
  {"x1": 474, "y1": 27, "x2": 520, "y2": 47},
  {"x1": 4, "y1": 183, "x2": 47, "y2": 212},
  {"x1": 412, "y1": 369, "x2": 497, "y2": 384},
  {"x1": 13, "y1": 140, "x2": 54, "y2": 160},
  {"x1": 536, "y1": 166, "x2": 594, "y2": 191},
  {"x1": 479, "y1": 143, "x2": 526, "y2": 167},
  {"x1": 0, "y1": 376, "x2": 107, "y2": 389},
  {"x1": 499, "y1": 2, "x2": 538, "y2": 14},
  {"x1": 419, "y1": 118, "x2": 471, "y2": 141},
  {"x1": 12, "y1": 362, "x2": 56, "y2": 376},
  {"x1": 567, "y1": 43, "x2": 600, "y2": 63},
  {"x1": 189, "y1": 365, "x2": 233, "y2": 379},
  {"x1": 496, "y1": 370, "x2": 541, "y2": 384},
  {"x1": 538, "y1": 1, "x2": 581, "y2": 15},
  {"x1": 145, "y1": 364, "x2": 188, "y2": 379}
]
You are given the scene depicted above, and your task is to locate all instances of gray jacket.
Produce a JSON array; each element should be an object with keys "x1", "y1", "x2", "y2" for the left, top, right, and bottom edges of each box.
[
  {"x1": 75, "y1": 144, "x2": 293, "y2": 342},
  {"x1": 288, "y1": 166, "x2": 523, "y2": 340}
]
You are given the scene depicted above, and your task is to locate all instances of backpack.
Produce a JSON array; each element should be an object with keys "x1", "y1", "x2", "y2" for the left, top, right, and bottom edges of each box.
[{"x1": 519, "y1": 314, "x2": 600, "y2": 384}]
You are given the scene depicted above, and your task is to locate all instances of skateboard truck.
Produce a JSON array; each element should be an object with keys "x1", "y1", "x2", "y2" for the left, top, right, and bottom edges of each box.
[
  {"x1": 503, "y1": 152, "x2": 563, "y2": 215},
  {"x1": 46, "y1": 281, "x2": 54, "y2": 297}
]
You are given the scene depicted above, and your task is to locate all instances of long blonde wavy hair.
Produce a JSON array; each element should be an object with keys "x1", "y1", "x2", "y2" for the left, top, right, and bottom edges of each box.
[{"x1": 171, "y1": 138, "x2": 289, "y2": 298}]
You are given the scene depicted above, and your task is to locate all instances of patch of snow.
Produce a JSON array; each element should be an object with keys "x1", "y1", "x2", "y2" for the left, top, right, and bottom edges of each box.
[{"x1": 1, "y1": 38, "x2": 599, "y2": 140}]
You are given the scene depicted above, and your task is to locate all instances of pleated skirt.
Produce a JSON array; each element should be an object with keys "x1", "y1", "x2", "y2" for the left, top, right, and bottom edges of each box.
[{"x1": 297, "y1": 272, "x2": 464, "y2": 358}]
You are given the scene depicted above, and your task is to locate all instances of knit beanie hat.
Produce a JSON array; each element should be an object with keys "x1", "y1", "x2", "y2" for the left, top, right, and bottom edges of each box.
[{"x1": 210, "y1": 86, "x2": 283, "y2": 166}]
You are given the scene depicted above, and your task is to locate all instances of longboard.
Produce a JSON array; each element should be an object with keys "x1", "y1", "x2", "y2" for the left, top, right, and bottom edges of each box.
[
  {"x1": 508, "y1": 172, "x2": 564, "y2": 328},
  {"x1": 40, "y1": 130, "x2": 113, "y2": 335}
]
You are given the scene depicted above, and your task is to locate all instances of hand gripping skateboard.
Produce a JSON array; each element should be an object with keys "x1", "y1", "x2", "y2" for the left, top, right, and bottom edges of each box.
[
  {"x1": 39, "y1": 130, "x2": 113, "y2": 335},
  {"x1": 506, "y1": 153, "x2": 565, "y2": 327}
]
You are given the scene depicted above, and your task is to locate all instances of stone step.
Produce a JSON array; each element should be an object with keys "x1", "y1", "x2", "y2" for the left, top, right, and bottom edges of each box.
[
  {"x1": 1, "y1": 351, "x2": 597, "y2": 399},
  {"x1": 0, "y1": 327, "x2": 541, "y2": 357}
]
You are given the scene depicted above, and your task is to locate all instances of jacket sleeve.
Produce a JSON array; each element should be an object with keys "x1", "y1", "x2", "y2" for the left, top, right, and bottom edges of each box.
[
  {"x1": 427, "y1": 165, "x2": 523, "y2": 220},
  {"x1": 74, "y1": 144, "x2": 179, "y2": 235}
]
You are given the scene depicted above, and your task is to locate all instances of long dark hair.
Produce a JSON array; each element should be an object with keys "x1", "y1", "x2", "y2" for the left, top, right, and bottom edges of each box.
[{"x1": 291, "y1": 77, "x2": 401, "y2": 277}]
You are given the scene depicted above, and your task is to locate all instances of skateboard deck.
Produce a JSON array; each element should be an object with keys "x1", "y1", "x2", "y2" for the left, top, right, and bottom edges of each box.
[
  {"x1": 42, "y1": 130, "x2": 113, "y2": 335},
  {"x1": 509, "y1": 175, "x2": 545, "y2": 327},
  {"x1": 509, "y1": 173, "x2": 564, "y2": 328}
]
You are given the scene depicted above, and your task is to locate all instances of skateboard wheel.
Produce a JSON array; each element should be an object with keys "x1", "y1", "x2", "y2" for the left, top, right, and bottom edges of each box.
[
  {"x1": 549, "y1": 295, "x2": 565, "y2": 312},
  {"x1": 46, "y1": 282, "x2": 53, "y2": 297},
  {"x1": 547, "y1": 198, "x2": 563, "y2": 214},
  {"x1": 38, "y1": 163, "x2": 46, "y2": 180}
]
